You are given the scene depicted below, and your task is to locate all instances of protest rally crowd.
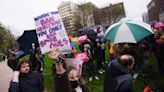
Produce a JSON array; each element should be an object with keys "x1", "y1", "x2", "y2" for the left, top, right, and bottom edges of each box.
[{"x1": 5, "y1": 12, "x2": 164, "y2": 92}]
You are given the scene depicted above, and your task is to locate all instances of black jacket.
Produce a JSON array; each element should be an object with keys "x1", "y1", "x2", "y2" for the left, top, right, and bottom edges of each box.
[
  {"x1": 104, "y1": 59, "x2": 133, "y2": 92},
  {"x1": 9, "y1": 72, "x2": 44, "y2": 92},
  {"x1": 158, "y1": 42, "x2": 164, "y2": 60}
]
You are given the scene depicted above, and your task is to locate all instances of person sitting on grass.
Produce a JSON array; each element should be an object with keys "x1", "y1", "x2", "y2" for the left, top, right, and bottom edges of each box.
[{"x1": 49, "y1": 47, "x2": 90, "y2": 92}]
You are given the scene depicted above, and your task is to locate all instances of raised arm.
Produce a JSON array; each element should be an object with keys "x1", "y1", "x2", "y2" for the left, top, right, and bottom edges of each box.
[
  {"x1": 9, "y1": 71, "x2": 20, "y2": 92},
  {"x1": 48, "y1": 48, "x2": 72, "y2": 92}
]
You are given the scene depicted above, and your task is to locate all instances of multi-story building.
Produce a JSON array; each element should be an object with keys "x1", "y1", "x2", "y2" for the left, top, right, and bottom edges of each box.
[
  {"x1": 58, "y1": 1, "x2": 78, "y2": 35},
  {"x1": 156, "y1": 0, "x2": 164, "y2": 21},
  {"x1": 100, "y1": 2, "x2": 126, "y2": 24},
  {"x1": 147, "y1": 0, "x2": 164, "y2": 23},
  {"x1": 142, "y1": 12, "x2": 149, "y2": 23}
]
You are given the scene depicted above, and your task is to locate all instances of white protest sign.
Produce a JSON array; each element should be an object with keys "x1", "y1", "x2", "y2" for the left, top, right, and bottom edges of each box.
[{"x1": 34, "y1": 11, "x2": 72, "y2": 54}]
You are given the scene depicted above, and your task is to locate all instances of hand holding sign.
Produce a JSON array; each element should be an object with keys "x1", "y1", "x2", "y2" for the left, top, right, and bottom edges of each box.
[{"x1": 34, "y1": 11, "x2": 72, "y2": 54}]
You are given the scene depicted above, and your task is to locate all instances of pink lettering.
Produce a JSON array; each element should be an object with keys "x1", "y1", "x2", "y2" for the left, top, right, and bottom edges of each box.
[{"x1": 62, "y1": 38, "x2": 69, "y2": 44}]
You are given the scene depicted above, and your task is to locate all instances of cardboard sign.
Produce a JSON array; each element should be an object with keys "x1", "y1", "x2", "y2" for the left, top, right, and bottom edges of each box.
[
  {"x1": 34, "y1": 11, "x2": 72, "y2": 54},
  {"x1": 78, "y1": 35, "x2": 88, "y2": 44},
  {"x1": 65, "y1": 58, "x2": 83, "y2": 75},
  {"x1": 74, "y1": 52, "x2": 89, "y2": 63}
]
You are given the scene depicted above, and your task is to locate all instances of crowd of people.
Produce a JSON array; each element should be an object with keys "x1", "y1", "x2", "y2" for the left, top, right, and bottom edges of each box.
[{"x1": 6, "y1": 26, "x2": 164, "y2": 92}]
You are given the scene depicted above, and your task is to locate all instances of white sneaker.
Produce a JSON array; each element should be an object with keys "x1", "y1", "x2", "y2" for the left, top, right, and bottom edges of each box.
[
  {"x1": 40, "y1": 67, "x2": 43, "y2": 72},
  {"x1": 94, "y1": 76, "x2": 99, "y2": 80},
  {"x1": 98, "y1": 70, "x2": 103, "y2": 74},
  {"x1": 89, "y1": 77, "x2": 93, "y2": 81},
  {"x1": 101, "y1": 68, "x2": 105, "y2": 73},
  {"x1": 105, "y1": 61, "x2": 108, "y2": 64}
]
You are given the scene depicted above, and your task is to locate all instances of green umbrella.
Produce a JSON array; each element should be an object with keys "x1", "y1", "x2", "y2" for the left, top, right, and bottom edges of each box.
[{"x1": 105, "y1": 18, "x2": 154, "y2": 43}]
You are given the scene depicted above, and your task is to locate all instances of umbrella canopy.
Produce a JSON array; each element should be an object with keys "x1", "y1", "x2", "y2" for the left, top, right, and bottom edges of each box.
[
  {"x1": 105, "y1": 18, "x2": 153, "y2": 43},
  {"x1": 17, "y1": 30, "x2": 39, "y2": 54},
  {"x1": 15, "y1": 50, "x2": 26, "y2": 59},
  {"x1": 79, "y1": 29, "x2": 97, "y2": 43}
]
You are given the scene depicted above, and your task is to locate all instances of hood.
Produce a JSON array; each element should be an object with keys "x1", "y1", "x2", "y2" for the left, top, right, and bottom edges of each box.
[{"x1": 108, "y1": 59, "x2": 130, "y2": 77}]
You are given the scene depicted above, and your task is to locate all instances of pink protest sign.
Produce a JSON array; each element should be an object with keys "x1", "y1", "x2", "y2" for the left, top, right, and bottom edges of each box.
[
  {"x1": 78, "y1": 35, "x2": 88, "y2": 44},
  {"x1": 74, "y1": 52, "x2": 89, "y2": 63},
  {"x1": 34, "y1": 11, "x2": 72, "y2": 54},
  {"x1": 65, "y1": 58, "x2": 83, "y2": 75}
]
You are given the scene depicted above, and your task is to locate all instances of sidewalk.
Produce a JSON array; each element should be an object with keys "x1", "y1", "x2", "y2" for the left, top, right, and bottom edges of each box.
[{"x1": 0, "y1": 60, "x2": 13, "y2": 92}]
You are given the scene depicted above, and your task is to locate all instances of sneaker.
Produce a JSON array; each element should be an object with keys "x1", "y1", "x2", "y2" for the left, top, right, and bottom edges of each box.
[
  {"x1": 100, "y1": 68, "x2": 105, "y2": 73},
  {"x1": 89, "y1": 77, "x2": 93, "y2": 81},
  {"x1": 94, "y1": 76, "x2": 99, "y2": 80},
  {"x1": 98, "y1": 70, "x2": 103, "y2": 74},
  {"x1": 105, "y1": 61, "x2": 108, "y2": 64},
  {"x1": 40, "y1": 67, "x2": 43, "y2": 72}
]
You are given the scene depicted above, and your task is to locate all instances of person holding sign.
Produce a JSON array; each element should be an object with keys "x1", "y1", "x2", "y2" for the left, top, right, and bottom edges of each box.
[
  {"x1": 83, "y1": 42, "x2": 99, "y2": 81},
  {"x1": 48, "y1": 48, "x2": 90, "y2": 92}
]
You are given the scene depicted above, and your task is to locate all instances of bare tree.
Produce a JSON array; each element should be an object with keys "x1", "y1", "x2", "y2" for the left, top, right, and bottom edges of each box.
[
  {"x1": 77, "y1": 2, "x2": 97, "y2": 29},
  {"x1": 79, "y1": 9, "x2": 94, "y2": 28}
]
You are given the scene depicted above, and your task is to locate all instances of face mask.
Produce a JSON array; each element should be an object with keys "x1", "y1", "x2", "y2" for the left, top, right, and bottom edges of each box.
[{"x1": 70, "y1": 79, "x2": 80, "y2": 88}]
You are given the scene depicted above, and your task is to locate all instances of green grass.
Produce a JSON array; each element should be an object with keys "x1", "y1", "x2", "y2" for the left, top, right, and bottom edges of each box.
[
  {"x1": 43, "y1": 55, "x2": 54, "y2": 91},
  {"x1": 87, "y1": 75, "x2": 104, "y2": 92}
]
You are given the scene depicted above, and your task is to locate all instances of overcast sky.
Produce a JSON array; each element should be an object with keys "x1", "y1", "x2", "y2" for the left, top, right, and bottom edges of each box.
[{"x1": 0, "y1": 0, "x2": 151, "y2": 37}]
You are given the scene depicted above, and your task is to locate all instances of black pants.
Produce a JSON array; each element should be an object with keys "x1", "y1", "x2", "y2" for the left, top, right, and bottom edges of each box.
[{"x1": 30, "y1": 58, "x2": 41, "y2": 72}]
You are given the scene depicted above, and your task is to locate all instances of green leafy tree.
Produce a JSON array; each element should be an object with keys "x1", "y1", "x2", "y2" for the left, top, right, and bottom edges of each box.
[{"x1": 0, "y1": 23, "x2": 18, "y2": 54}]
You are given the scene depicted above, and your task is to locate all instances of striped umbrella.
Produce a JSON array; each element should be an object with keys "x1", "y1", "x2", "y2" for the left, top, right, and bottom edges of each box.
[{"x1": 105, "y1": 18, "x2": 154, "y2": 43}]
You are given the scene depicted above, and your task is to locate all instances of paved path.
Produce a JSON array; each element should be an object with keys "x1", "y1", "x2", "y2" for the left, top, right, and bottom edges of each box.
[{"x1": 0, "y1": 61, "x2": 13, "y2": 92}]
